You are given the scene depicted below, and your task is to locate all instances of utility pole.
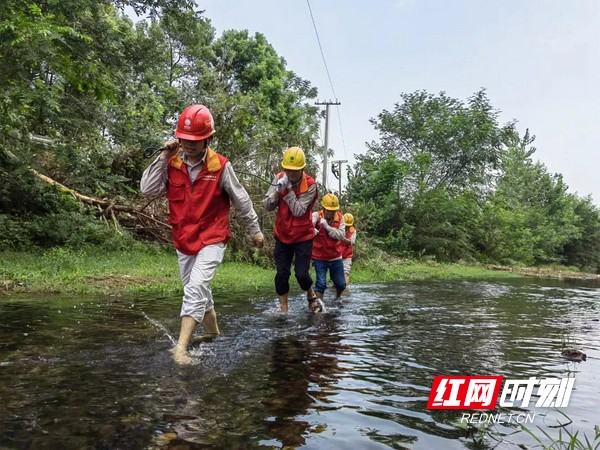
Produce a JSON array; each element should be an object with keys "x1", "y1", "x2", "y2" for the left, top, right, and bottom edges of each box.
[
  {"x1": 315, "y1": 100, "x2": 340, "y2": 190},
  {"x1": 331, "y1": 159, "x2": 347, "y2": 198}
]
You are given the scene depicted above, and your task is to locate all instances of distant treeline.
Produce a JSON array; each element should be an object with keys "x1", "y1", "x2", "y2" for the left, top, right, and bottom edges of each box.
[{"x1": 1, "y1": 0, "x2": 599, "y2": 271}]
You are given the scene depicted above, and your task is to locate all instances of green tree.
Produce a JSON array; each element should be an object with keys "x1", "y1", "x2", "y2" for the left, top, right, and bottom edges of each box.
[
  {"x1": 366, "y1": 89, "x2": 516, "y2": 196},
  {"x1": 210, "y1": 30, "x2": 320, "y2": 179},
  {"x1": 477, "y1": 131, "x2": 580, "y2": 265},
  {"x1": 347, "y1": 89, "x2": 516, "y2": 259},
  {"x1": 561, "y1": 197, "x2": 600, "y2": 272}
]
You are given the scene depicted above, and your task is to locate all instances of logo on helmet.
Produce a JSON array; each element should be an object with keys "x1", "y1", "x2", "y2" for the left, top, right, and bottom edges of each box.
[{"x1": 184, "y1": 118, "x2": 192, "y2": 129}]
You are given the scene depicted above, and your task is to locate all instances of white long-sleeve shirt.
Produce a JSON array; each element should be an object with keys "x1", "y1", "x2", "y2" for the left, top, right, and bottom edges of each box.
[
  {"x1": 346, "y1": 229, "x2": 357, "y2": 246},
  {"x1": 311, "y1": 211, "x2": 346, "y2": 240},
  {"x1": 262, "y1": 175, "x2": 317, "y2": 217},
  {"x1": 140, "y1": 153, "x2": 261, "y2": 238}
]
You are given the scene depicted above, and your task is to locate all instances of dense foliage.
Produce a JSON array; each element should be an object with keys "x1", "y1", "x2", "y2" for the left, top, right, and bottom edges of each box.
[
  {"x1": 1, "y1": 1, "x2": 599, "y2": 272},
  {"x1": 346, "y1": 91, "x2": 600, "y2": 272},
  {"x1": 0, "y1": 0, "x2": 320, "y2": 255}
]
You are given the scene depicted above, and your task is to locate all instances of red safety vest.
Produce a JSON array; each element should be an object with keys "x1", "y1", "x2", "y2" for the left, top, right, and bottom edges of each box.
[
  {"x1": 166, "y1": 149, "x2": 230, "y2": 255},
  {"x1": 341, "y1": 226, "x2": 355, "y2": 259},
  {"x1": 312, "y1": 210, "x2": 343, "y2": 261},
  {"x1": 274, "y1": 172, "x2": 318, "y2": 244}
]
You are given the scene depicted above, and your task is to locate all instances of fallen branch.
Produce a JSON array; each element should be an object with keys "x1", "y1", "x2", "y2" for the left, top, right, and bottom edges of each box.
[{"x1": 5, "y1": 148, "x2": 171, "y2": 242}]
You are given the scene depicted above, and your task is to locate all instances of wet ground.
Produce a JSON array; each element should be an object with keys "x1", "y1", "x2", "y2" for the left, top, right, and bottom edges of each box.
[{"x1": 1, "y1": 278, "x2": 600, "y2": 449}]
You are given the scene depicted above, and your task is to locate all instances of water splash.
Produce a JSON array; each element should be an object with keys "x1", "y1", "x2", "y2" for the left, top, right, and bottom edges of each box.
[{"x1": 140, "y1": 310, "x2": 176, "y2": 345}]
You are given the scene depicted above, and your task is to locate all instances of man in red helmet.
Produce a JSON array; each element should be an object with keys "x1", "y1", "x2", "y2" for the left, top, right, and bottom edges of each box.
[{"x1": 141, "y1": 104, "x2": 264, "y2": 365}]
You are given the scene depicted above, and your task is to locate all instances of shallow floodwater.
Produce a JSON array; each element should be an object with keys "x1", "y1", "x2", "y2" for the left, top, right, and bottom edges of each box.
[{"x1": 1, "y1": 278, "x2": 600, "y2": 449}]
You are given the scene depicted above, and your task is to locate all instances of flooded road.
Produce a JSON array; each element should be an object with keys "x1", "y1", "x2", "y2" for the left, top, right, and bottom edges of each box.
[{"x1": 1, "y1": 278, "x2": 600, "y2": 449}]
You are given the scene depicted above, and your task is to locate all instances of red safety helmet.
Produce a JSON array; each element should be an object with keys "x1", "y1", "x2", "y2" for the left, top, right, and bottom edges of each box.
[{"x1": 175, "y1": 104, "x2": 215, "y2": 141}]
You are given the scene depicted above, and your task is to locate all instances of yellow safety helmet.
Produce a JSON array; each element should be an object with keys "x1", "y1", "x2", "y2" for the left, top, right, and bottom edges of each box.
[
  {"x1": 281, "y1": 146, "x2": 306, "y2": 170},
  {"x1": 343, "y1": 213, "x2": 354, "y2": 226},
  {"x1": 321, "y1": 193, "x2": 340, "y2": 211}
]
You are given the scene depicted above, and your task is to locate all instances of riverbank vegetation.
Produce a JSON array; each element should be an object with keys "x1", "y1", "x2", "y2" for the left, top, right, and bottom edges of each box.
[
  {"x1": 2, "y1": 0, "x2": 600, "y2": 297},
  {"x1": 0, "y1": 243, "x2": 521, "y2": 296},
  {"x1": 4, "y1": 242, "x2": 600, "y2": 297}
]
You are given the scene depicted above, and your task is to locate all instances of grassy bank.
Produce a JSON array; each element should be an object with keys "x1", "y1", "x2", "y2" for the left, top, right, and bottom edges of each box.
[
  {"x1": 1, "y1": 246, "x2": 595, "y2": 297},
  {"x1": 1, "y1": 246, "x2": 275, "y2": 296}
]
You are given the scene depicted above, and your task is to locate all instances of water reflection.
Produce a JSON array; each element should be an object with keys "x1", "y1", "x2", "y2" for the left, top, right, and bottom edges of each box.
[
  {"x1": 261, "y1": 313, "x2": 352, "y2": 447},
  {"x1": 264, "y1": 336, "x2": 313, "y2": 446},
  {"x1": 1, "y1": 279, "x2": 600, "y2": 449}
]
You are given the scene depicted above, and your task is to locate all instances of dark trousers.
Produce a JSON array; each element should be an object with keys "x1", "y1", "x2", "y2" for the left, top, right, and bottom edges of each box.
[{"x1": 274, "y1": 238, "x2": 313, "y2": 295}]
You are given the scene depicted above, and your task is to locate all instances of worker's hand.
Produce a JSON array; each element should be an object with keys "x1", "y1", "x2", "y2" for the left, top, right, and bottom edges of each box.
[
  {"x1": 252, "y1": 231, "x2": 265, "y2": 248},
  {"x1": 160, "y1": 140, "x2": 179, "y2": 160},
  {"x1": 320, "y1": 218, "x2": 328, "y2": 228},
  {"x1": 276, "y1": 173, "x2": 289, "y2": 193},
  {"x1": 343, "y1": 238, "x2": 351, "y2": 245}
]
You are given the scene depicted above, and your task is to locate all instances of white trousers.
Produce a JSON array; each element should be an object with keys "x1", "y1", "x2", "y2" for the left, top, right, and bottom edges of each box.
[
  {"x1": 176, "y1": 243, "x2": 227, "y2": 323},
  {"x1": 342, "y1": 258, "x2": 353, "y2": 275}
]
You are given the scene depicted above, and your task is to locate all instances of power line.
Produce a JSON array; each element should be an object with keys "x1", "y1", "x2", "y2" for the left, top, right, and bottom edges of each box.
[
  {"x1": 306, "y1": 0, "x2": 337, "y2": 100},
  {"x1": 306, "y1": 0, "x2": 349, "y2": 193},
  {"x1": 335, "y1": 106, "x2": 348, "y2": 161}
]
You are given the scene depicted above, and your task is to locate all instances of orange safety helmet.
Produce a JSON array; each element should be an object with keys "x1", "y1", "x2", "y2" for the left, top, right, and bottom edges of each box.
[{"x1": 175, "y1": 104, "x2": 215, "y2": 141}]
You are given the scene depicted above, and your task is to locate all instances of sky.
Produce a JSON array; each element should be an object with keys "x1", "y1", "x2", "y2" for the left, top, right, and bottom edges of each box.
[{"x1": 197, "y1": 0, "x2": 600, "y2": 202}]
